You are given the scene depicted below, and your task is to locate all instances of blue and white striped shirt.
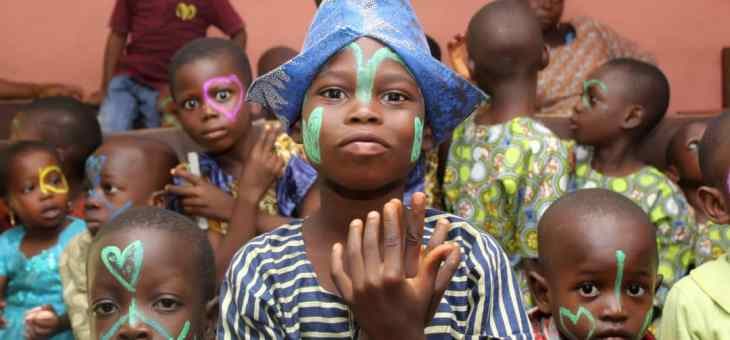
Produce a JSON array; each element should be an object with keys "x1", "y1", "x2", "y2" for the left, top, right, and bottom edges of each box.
[{"x1": 219, "y1": 210, "x2": 533, "y2": 339}]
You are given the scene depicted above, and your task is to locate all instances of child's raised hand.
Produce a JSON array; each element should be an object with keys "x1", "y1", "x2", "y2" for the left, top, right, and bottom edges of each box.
[
  {"x1": 238, "y1": 124, "x2": 285, "y2": 202},
  {"x1": 166, "y1": 165, "x2": 235, "y2": 221},
  {"x1": 24, "y1": 305, "x2": 60, "y2": 339},
  {"x1": 330, "y1": 193, "x2": 462, "y2": 340}
]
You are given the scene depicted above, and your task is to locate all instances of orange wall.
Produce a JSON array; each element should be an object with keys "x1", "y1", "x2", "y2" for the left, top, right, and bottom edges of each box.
[{"x1": 1, "y1": 1, "x2": 728, "y2": 113}]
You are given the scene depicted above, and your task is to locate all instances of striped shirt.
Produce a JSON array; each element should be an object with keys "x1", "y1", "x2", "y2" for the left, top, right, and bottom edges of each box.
[{"x1": 219, "y1": 210, "x2": 533, "y2": 339}]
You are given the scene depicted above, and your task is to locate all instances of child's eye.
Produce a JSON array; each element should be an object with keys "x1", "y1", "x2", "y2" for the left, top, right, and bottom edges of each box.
[
  {"x1": 626, "y1": 283, "x2": 646, "y2": 297},
  {"x1": 183, "y1": 99, "x2": 200, "y2": 110},
  {"x1": 578, "y1": 282, "x2": 600, "y2": 298},
  {"x1": 23, "y1": 184, "x2": 35, "y2": 194},
  {"x1": 92, "y1": 300, "x2": 119, "y2": 317},
  {"x1": 382, "y1": 92, "x2": 409, "y2": 103},
  {"x1": 153, "y1": 296, "x2": 182, "y2": 312},
  {"x1": 320, "y1": 88, "x2": 346, "y2": 100},
  {"x1": 215, "y1": 90, "x2": 232, "y2": 102},
  {"x1": 102, "y1": 184, "x2": 120, "y2": 195}
]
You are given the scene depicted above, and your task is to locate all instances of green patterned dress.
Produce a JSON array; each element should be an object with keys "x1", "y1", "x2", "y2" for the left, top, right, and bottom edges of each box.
[
  {"x1": 444, "y1": 115, "x2": 573, "y2": 265},
  {"x1": 572, "y1": 145, "x2": 696, "y2": 304}
]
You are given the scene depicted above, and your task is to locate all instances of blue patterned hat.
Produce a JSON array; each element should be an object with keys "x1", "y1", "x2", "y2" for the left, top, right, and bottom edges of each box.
[{"x1": 247, "y1": 0, "x2": 486, "y2": 143}]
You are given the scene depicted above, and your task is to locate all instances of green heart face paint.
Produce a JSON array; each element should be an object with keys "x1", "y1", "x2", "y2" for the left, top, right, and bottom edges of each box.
[
  {"x1": 303, "y1": 107, "x2": 324, "y2": 164},
  {"x1": 582, "y1": 79, "x2": 608, "y2": 108},
  {"x1": 101, "y1": 241, "x2": 144, "y2": 293},
  {"x1": 99, "y1": 240, "x2": 194, "y2": 340},
  {"x1": 559, "y1": 306, "x2": 596, "y2": 340},
  {"x1": 614, "y1": 250, "x2": 626, "y2": 311},
  {"x1": 410, "y1": 117, "x2": 423, "y2": 162},
  {"x1": 348, "y1": 42, "x2": 405, "y2": 104}
]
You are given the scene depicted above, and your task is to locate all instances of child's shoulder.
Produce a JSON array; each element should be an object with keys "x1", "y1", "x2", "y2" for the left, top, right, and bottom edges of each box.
[
  {"x1": 0, "y1": 225, "x2": 25, "y2": 244},
  {"x1": 231, "y1": 219, "x2": 305, "y2": 264},
  {"x1": 424, "y1": 209, "x2": 510, "y2": 264}
]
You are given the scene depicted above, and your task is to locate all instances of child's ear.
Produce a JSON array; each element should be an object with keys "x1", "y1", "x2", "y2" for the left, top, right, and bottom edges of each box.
[
  {"x1": 147, "y1": 190, "x2": 168, "y2": 208},
  {"x1": 664, "y1": 165, "x2": 680, "y2": 184},
  {"x1": 622, "y1": 105, "x2": 645, "y2": 130},
  {"x1": 524, "y1": 259, "x2": 552, "y2": 314},
  {"x1": 421, "y1": 125, "x2": 435, "y2": 152},
  {"x1": 654, "y1": 274, "x2": 664, "y2": 294},
  {"x1": 698, "y1": 185, "x2": 730, "y2": 224},
  {"x1": 539, "y1": 45, "x2": 550, "y2": 71}
]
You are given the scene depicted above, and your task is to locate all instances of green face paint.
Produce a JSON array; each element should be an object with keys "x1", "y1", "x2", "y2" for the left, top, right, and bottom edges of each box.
[
  {"x1": 410, "y1": 117, "x2": 423, "y2": 162},
  {"x1": 303, "y1": 107, "x2": 324, "y2": 164},
  {"x1": 615, "y1": 250, "x2": 626, "y2": 311},
  {"x1": 582, "y1": 79, "x2": 608, "y2": 108},
  {"x1": 101, "y1": 240, "x2": 144, "y2": 293},
  {"x1": 99, "y1": 240, "x2": 195, "y2": 340},
  {"x1": 636, "y1": 307, "x2": 654, "y2": 340},
  {"x1": 559, "y1": 306, "x2": 596, "y2": 340},
  {"x1": 348, "y1": 42, "x2": 405, "y2": 104}
]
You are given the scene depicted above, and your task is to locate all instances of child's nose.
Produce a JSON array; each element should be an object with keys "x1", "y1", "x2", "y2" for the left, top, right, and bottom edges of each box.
[
  {"x1": 598, "y1": 295, "x2": 629, "y2": 323},
  {"x1": 346, "y1": 104, "x2": 383, "y2": 125},
  {"x1": 201, "y1": 103, "x2": 220, "y2": 120},
  {"x1": 117, "y1": 323, "x2": 152, "y2": 340}
]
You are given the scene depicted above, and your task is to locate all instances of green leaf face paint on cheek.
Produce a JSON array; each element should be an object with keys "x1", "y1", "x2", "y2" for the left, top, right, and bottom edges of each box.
[
  {"x1": 410, "y1": 117, "x2": 423, "y2": 162},
  {"x1": 559, "y1": 306, "x2": 596, "y2": 340},
  {"x1": 636, "y1": 307, "x2": 654, "y2": 340},
  {"x1": 303, "y1": 107, "x2": 324, "y2": 164}
]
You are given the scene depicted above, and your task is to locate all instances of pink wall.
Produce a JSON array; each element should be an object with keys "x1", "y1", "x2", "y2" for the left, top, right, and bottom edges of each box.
[{"x1": 1, "y1": 1, "x2": 728, "y2": 113}]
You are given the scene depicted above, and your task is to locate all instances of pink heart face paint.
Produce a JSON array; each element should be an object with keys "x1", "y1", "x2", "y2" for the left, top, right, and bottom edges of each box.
[{"x1": 202, "y1": 74, "x2": 244, "y2": 122}]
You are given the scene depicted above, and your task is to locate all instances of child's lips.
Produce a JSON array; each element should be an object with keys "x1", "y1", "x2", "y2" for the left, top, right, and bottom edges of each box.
[
  {"x1": 40, "y1": 207, "x2": 62, "y2": 220},
  {"x1": 202, "y1": 128, "x2": 228, "y2": 140},
  {"x1": 338, "y1": 133, "x2": 390, "y2": 156}
]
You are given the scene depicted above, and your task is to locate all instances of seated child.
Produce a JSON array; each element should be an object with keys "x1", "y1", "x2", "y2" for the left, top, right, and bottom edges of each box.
[
  {"x1": 443, "y1": 0, "x2": 572, "y2": 265},
  {"x1": 253, "y1": 46, "x2": 299, "y2": 120},
  {"x1": 658, "y1": 112, "x2": 730, "y2": 338},
  {"x1": 528, "y1": 188, "x2": 659, "y2": 339},
  {"x1": 570, "y1": 58, "x2": 694, "y2": 302},
  {"x1": 10, "y1": 96, "x2": 103, "y2": 217},
  {"x1": 87, "y1": 207, "x2": 216, "y2": 339},
  {"x1": 0, "y1": 141, "x2": 87, "y2": 340},
  {"x1": 666, "y1": 121, "x2": 728, "y2": 266},
  {"x1": 220, "y1": 0, "x2": 531, "y2": 338},
  {"x1": 165, "y1": 37, "x2": 304, "y2": 280},
  {"x1": 28, "y1": 136, "x2": 178, "y2": 340}
]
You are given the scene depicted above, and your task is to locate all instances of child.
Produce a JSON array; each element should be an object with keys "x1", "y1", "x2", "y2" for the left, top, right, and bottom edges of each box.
[
  {"x1": 10, "y1": 96, "x2": 103, "y2": 217},
  {"x1": 658, "y1": 112, "x2": 730, "y2": 338},
  {"x1": 443, "y1": 0, "x2": 572, "y2": 266},
  {"x1": 253, "y1": 46, "x2": 299, "y2": 120},
  {"x1": 165, "y1": 37, "x2": 300, "y2": 281},
  {"x1": 221, "y1": 0, "x2": 531, "y2": 338},
  {"x1": 0, "y1": 141, "x2": 87, "y2": 340},
  {"x1": 87, "y1": 207, "x2": 216, "y2": 339},
  {"x1": 570, "y1": 58, "x2": 695, "y2": 302},
  {"x1": 26, "y1": 136, "x2": 179, "y2": 340},
  {"x1": 93, "y1": 0, "x2": 247, "y2": 133},
  {"x1": 527, "y1": 188, "x2": 659, "y2": 340},
  {"x1": 666, "y1": 122, "x2": 728, "y2": 266}
]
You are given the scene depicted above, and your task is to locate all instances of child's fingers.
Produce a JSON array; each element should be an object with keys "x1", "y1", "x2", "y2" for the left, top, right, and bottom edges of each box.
[
  {"x1": 330, "y1": 243, "x2": 354, "y2": 303},
  {"x1": 428, "y1": 245, "x2": 462, "y2": 322},
  {"x1": 426, "y1": 218, "x2": 451, "y2": 253},
  {"x1": 404, "y1": 193, "x2": 426, "y2": 277},
  {"x1": 164, "y1": 184, "x2": 198, "y2": 197},
  {"x1": 363, "y1": 211, "x2": 383, "y2": 281},
  {"x1": 172, "y1": 167, "x2": 203, "y2": 185},
  {"x1": 346, "y1": 219, "x2": 366, "y2": 293},
  {"x1": 382, "y1": 201, "x2": 404, "y2": 281},
  {"x1": 421, "y1": 243, "x2": 459, "y2": 290}
]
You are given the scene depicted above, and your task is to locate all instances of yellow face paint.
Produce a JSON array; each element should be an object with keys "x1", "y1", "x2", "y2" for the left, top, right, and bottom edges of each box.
[{"x1": 38, "y1": 165, "x2": 69, "y2": 195}]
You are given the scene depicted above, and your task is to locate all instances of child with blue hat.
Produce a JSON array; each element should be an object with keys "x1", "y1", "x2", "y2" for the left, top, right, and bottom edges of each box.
[{"x1": 219, "y1": 0, "x2": 532, "y2": 338}]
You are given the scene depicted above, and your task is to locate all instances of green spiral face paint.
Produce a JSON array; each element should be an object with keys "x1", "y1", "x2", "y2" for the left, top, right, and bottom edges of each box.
[
  {"x1": 614, "y1": 250, "x2": 626, "y2": 311},
  {"x1": 348, "y1": 42, "x2": 405, "y2": 104},
  {"x1": 410, "y1": 117, "x2": 423, "y2": 162},
  {"x1": 582, "y1": 79, "x2": 608, "y2": 108},
  {"x1": 303, "y1": 107, "x2": 324, "y2": 164},
  {"x1": 99, "y1": 240, "x2": 194, "y2": 340},
  {"x1": 559, "y1": 306, "x2": 596, "y2": 340}
]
